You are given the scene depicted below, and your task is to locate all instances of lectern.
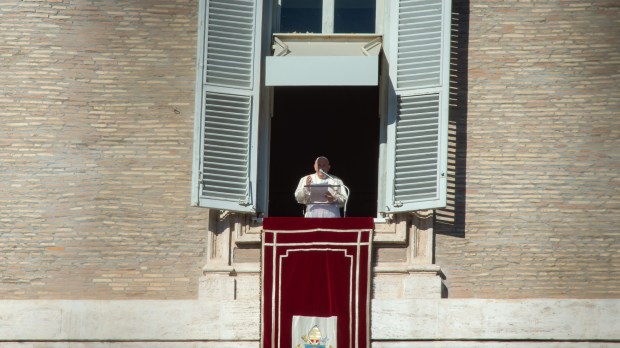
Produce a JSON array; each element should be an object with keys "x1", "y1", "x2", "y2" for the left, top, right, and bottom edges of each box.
[{"x1": 261, "y1": 217, "x2": 373, "y2": 348}]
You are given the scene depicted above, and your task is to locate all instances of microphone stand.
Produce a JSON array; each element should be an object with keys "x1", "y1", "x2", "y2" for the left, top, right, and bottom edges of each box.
[{"x1": 319, "y1": 169, "x2": 350, "y2": 217}]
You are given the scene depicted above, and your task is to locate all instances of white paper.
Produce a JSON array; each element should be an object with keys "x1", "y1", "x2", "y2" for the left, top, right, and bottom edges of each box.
[{"x1": 307, "y1": 184, "x2": 330, "y2": 203}]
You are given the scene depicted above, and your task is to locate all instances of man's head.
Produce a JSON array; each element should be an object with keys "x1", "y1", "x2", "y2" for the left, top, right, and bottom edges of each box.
[{"x1": 314, "y1": 156, "x2": 331, "y2": 179}]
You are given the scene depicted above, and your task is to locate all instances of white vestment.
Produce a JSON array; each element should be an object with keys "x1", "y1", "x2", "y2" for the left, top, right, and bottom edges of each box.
[{"x1": 294, "y1": 173, "x2": 348, "y2": 218}]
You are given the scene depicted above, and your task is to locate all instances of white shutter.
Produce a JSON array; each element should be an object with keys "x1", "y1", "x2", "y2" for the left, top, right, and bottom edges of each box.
[
  {"x1": 205, "y1": 0, "x2": 256, "y2": 88},
  {"x1": 394, "y1": 92, "x2": 442, "y2": 203},
  {"x1": 382, "y1": 0, "x2": 450, "y2": 212},
  {"x1": 192, "y1": 0, "x2": 263, "y2": 212},
  {"x1": 397, "y1": 0, "x2": 444, "y2": 89}
]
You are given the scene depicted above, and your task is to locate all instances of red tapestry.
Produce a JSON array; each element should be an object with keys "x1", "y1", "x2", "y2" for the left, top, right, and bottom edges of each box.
[{"x1": 261, "y1": 217, "x2": 374, "y2": 348}]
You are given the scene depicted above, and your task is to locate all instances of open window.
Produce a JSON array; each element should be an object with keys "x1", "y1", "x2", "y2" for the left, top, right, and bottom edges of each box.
[
  {"x1": 268, "y1": 86, "x2": 380, "y2": 217},
  {"x1": 192, "y1": 0, "x2": 451, "y2": 217}
]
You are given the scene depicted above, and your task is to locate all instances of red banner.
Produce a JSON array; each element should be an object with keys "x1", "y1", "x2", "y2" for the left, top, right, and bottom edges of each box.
[{"x1": 262, "y1": 217, "x2": 373, "y2": 348}]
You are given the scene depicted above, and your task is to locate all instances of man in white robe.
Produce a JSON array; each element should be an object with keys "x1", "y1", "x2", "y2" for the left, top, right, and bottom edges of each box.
[{"x1": 294, "y1": 156, "x2": 348, "y2": 218}]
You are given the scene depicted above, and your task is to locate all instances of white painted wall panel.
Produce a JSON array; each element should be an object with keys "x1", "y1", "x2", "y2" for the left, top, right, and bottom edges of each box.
[{"x1": 265, "y1": 56, "x2": 379, "y2": 86}]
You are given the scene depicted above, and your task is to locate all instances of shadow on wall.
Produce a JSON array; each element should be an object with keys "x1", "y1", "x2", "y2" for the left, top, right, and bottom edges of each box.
[{"x1": 435, "y1": 0, "x2": 470, "y2": 239}]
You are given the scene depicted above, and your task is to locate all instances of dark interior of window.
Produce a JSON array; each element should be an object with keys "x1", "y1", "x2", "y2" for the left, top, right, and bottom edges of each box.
[
  {"x1": 268, "y1": 86, "x2": 379, "y2": 217},
  {"x1": 280, "y1": 0, "x2": 322, "y2": 33},
  {"x1": 334, "y1": 0, "x2": 376, "y2": 33}
]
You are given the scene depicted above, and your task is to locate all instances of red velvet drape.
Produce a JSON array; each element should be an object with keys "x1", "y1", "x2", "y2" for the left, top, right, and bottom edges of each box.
[{"x1": 262, "y1": 217, "x2": 373, "y2": 348}]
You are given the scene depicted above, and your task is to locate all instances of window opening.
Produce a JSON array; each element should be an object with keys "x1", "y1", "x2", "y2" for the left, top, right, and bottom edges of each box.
[{"x1": 268, "y1": 86, "x2": 379, "y2": 217}]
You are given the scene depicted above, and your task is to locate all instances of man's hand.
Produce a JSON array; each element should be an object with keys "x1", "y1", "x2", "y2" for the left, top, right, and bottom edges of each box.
[
  {"x1": 325, "y1": 192, "x2": 336, "y2": 203},
  {"x1": 305, "y1": 175, "x2": 312, "y2": 186}
]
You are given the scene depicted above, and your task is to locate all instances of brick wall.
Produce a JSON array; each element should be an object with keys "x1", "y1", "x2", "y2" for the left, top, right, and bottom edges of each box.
[
  {"x1": 436, "y1": 0, "x2": 620, "y2": 298},
  {"x1": 0, "y1": 0, "x2": 208, "y2": 299},
  {"x1": 1, "y1": 0, "x2": 619, "y2": 300}
]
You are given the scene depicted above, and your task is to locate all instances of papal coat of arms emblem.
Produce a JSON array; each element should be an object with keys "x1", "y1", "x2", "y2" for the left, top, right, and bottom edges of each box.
[
  {"x1": 296, "y1": 325, "x2": 332, "y2": 348},
  {"x1": 292, "y1": 315, "x2": 337, "y2": 348}
]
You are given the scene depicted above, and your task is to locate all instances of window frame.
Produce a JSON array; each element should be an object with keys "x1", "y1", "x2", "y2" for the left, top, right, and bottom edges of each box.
[
  {"x1": 192, "y1": 0, "x2": 451, "y2": 216},
  {"x1": 276, "y1": 0, "x2": 383, "y2": 35}
]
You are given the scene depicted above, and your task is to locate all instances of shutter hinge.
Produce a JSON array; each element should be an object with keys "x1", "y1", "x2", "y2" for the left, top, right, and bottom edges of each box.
[
  {"x1": 393, "y1": 201, "x2": 403, "y2": 208},
  {"x1": 238, "y1": 192, "x2": 251, "y2": 206}
]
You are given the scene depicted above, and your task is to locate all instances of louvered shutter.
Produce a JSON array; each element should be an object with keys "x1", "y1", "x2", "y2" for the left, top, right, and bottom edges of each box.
[
  {"x1": 382, "y1": 0, "x2": 451, "y2": 212},
  {"x1": 193, "y1": 0, "x2": 263, "y2": 212}
]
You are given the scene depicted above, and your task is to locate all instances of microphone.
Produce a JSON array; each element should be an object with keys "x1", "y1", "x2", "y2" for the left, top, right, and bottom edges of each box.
[
  {"x1": 318, "y1": 169, "x2": 350, "y2": 217},
  {"x1": 319, "y1": 168, "x2": 334, "y2": 179}
]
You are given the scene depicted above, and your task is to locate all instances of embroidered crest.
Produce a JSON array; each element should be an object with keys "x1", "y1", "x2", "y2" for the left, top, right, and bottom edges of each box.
[
  {"x1": 292, "y1": 315, "x2": 337, "y2": 348},
  {"x1": 297, "y1": 325, "x2": 332, "y2": 348}
]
